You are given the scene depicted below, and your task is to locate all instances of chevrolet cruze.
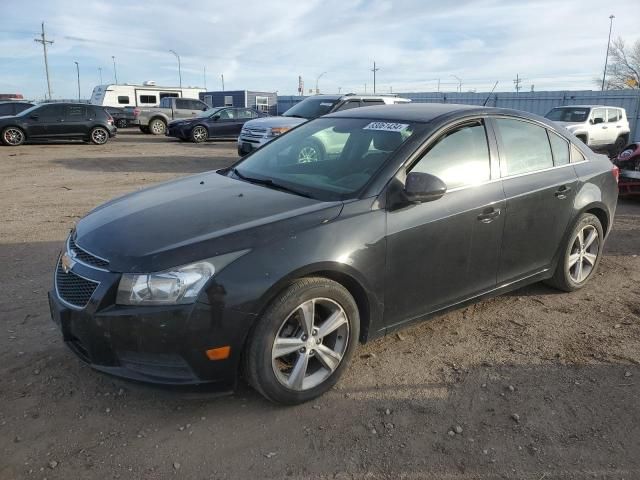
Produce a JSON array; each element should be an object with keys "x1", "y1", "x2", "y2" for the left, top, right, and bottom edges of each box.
[{"x1": 49, "y1": 104, "x2": 618, "y2": 404}]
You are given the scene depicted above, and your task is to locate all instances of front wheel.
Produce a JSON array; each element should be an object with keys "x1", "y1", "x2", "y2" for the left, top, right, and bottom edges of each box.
[
  {"x1": 244, "y1": 277, "x2": 359, "y2": 404},
  {"x1": 149, "y1": 118, "x2": 167, "y2": 135},
  {"x1": 1, "y1": 126, "x2": 25, "y2": 146},
  {"x1": 546, "y1": 213, "x2": 604, "y2": 292},
  {"x1": 190, "y1": 125, "x2": 208, "y2": 143}
]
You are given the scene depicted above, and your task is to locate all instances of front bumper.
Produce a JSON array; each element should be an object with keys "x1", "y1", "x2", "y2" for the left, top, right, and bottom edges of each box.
[
  {"x1": 167, "y1": 124, "x2": 190, "y2": 139},
  {"x1": 237, "y1": 134, "x2": 272, "y2": 155},
  {"x1": 48, "y1": 257, "x2": 250, "y2": 389}
]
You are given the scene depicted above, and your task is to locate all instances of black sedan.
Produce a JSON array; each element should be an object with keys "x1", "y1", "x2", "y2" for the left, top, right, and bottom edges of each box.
[
  {"x1": 1, "y1": 103, "x2": 116, "y2": 146},
  {"x1": 49, "y1": 104, "x2": 618, "y2": 404},
  {"x1": 166, "y1": 107, "x2": 266, "y2": 143}
]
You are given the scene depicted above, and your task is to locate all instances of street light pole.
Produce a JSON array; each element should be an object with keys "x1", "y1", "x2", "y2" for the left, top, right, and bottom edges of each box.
[
  {"x1": 315, "y1": 71, "x2": 327, "y2": 94},
  {"x1": 371, "y1": 61, "x2": 380, "y2": 94},
  {"x1": 601, "y1": 14, "x2": 615, "y2": 91},
  {"x1": 74, "y1": 61, "x2": 80, "y2": 101},
  {"x1": 112, "y1": 56, "x2": 118, "y2": 84},
  {"x1": 169, "y1": 49, "x2": 182, "y2": 88},
  {"x1": 451, "y1": 74, "x2": 462, "y2": 93}
]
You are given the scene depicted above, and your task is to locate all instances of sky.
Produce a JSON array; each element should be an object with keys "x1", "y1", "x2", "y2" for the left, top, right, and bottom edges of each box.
[{"x1": 1, "y1": 0, "x2": 639, "y2": 100}]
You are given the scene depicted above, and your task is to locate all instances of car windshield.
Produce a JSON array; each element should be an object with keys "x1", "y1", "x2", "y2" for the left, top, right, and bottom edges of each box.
[
  {"x1": 230, "y1": 117, "x2": 421, "y2": 201},
  {"x1": 545, "y1": 107, "x2": 590, "y2": 122},
  {"x1": 196, "y1": 107, "x2": 223, "y2": 118},
  {"x1": 283, "y1": 98, "x2": 340, "y2": 119},
  {"x1": 16, "y1": 104, "x2": 42, "y2": 117}
]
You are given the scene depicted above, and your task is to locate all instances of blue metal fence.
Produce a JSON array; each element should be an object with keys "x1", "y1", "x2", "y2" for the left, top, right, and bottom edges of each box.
[{"x1": 278, "y1": 90, "x2": 640, "y2": 141}]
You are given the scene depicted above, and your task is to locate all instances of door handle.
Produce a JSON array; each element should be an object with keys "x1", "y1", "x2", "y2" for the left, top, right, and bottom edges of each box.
[
  {"x1": 554, "y1": 185, "x2": 572, "y2": 199},
  {"x1": 477, "y1": 207, "x2": 501, "y2": 223}
]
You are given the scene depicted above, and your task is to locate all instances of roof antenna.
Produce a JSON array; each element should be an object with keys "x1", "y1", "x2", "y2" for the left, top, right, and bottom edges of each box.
[{"x1": 483, "y1": 81, "x2": 499, "y2": 106}]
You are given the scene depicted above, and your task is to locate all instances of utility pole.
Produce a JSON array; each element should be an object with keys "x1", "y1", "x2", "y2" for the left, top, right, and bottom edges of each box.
[
  {"x1": 450, "y1": 75, "x2": 462, "y2": 93},
  {"x1": 513, "y1": 73, "x2": 522, "y2": 93},
  {"x1": 169, "y1": 49, "x2": 182, "y2": 87},
  {"x1": 98, "y1": 67, "x2": 103, "y2": 85},
  {"x1": 601, "y1": 14, "x2": 615, "y2": 91},
  {"x1": 437, "y1": 79, "x2": 440, "y2": 92},
  {"x1": 203, "y1": 66, "x2": 207, "y2": 89},
  {"x1": 112, "y1": 56, "x2": 118, "y2": 84},
  {"x1": 221, "y1": 74, "x2": 225, "y2": 91},
  {"x1": 371, "y1": 61, "x2": 380, "y2": 94},
  {"x1": 34, "y1": 22, "x2": 53, "y2": 100},
  {"x1": 74, "y1": 61, "x2": 80, "y2": 101},
  {"x1": 315, "y1": 72, "x2": 327, "y2": 94}
]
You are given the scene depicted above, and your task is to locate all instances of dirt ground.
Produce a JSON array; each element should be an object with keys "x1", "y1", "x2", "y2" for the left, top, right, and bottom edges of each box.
[{"x1": 1, "y1": 131, "x2": 639, "y2": 480}]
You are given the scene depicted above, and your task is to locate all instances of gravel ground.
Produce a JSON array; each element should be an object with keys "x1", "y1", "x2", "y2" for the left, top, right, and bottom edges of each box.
[{"x1": 1, "y1": 131, "x2": 639, "y2": 480}]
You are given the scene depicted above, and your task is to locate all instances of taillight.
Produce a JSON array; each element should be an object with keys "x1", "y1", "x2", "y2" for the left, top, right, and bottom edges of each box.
[
  {"x1": 612, "y1": 164, "x2": 619, "y2": 184},
  {"x1": 107, "y1": 114, "x2": 114, "y2": 125}
]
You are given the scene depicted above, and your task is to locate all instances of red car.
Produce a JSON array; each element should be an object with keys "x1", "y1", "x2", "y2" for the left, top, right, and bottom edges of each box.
[{"x1": 613, "y1": 143, "x2": 640, "y2": 197}]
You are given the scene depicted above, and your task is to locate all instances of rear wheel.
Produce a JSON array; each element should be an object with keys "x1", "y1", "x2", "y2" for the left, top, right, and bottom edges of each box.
[
  {"x1": 89, "y1": 127, "x2": 109, "y2": 145},
  {"x1": 610, "y1": 136, "x2": 627, "y2": 157},
  {"x1": 190, "y1": 125, "x2": 209, "y2": 143},
  {"x1": 546, "y1": 213, "x2": 603, "y2": 292},
  {"x1": 149, "y1": 118, "x2": 167, "y2": 135},
  {"x1": 244, "y1": 277, "x2": 359, "y2": 404},
  {"x1": 116, "y1": 118, "x2": 128, "y2": 128},
  {"x1": 1, "y1": 126, "x2": 25, "y2": 146}
]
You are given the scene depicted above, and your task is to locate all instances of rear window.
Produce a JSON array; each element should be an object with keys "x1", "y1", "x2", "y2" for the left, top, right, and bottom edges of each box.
[
  {"x1": 283, "y1": 98, "x2": 340, "y2": 119},
  {"x1": 117, "y1": 96, "x2": 129, "y2": 104}
]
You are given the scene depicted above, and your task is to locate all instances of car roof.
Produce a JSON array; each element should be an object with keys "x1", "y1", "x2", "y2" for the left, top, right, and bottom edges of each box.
[{"x1": 37, "y1": 102, "x2": 96, "y2": 107}]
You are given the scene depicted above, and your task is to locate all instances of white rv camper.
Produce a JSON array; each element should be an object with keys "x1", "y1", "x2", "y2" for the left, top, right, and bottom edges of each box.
[{"x1": 90, "y1": 81, "x2": 205, "y2": 108}]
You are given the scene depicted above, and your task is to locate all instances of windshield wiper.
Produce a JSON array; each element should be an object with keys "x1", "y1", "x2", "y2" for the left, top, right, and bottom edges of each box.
[{"x1": 232, "y1": 168, "x2": 313, "y2": 199}]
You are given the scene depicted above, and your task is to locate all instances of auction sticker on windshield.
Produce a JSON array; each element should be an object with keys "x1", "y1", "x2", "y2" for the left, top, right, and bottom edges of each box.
[{"x1": 363, "y1": 122, "x2": 409, "y2": 132}]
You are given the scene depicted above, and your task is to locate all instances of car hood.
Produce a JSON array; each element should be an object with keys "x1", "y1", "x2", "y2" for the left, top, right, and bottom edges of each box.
[
  {"x1": 243, "y1": 116, "x2": 307, "y2": 129},
  {"x1": 553, "y1": 121, "x2": 583, "y2": 130},
  {"x1": 74, "y1": 171, "x2": 342, "y2": 272}
]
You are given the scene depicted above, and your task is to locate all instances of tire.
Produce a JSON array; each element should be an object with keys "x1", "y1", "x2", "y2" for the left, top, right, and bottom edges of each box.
[
  {"x1": 140, "y1": 126, "x2": 150, "y2": 134},
  {"x1": 244, "y1": 277, "x2": 359, "y2": 404},
  {"x1": 89, "y1": 127, "x2": 109, "y2": 145},
  {"x1": 545, "y1": 213, "x2": 604, "y2": 292},
  {"x1": 116, "y1": 118, "x2": 128, "y2": 128},
  {"x1": 609, "y1": 136, "x2": 627, "y2": 157},
  {"x1": 149, "y1": 118, "x2": 167, "y2": 135},
  {"x1": 297, "y1": 139, "x2": 325, "y2": 163},
  {"x1": 190, "y1": 125, "x2": 209, "y2": 143},
  {"x1": 1, "y1": 126, "x2": 25, "y2": 146}
]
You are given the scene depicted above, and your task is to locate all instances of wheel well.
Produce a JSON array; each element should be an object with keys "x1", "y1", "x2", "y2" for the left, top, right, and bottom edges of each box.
[
  {"x1": 150, "y1": 116, "x2": 166, "y2": 125},
  {"x1": 310, "y1": 270, "x2": 371, "y2": 343},
  {"x1": 585, "y1": 207, "x2": 609, "y2": 234}
]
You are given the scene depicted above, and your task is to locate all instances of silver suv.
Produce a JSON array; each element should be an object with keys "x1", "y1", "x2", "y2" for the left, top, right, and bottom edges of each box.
[
  {"x1": 545, "y1": 105, "x2": 630, "y2": 155},
  {"x1": 237, "y1": 94, "x2": 410, "y2": 158}
]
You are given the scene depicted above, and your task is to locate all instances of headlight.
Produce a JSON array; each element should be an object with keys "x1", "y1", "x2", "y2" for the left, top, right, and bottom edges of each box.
[
  {"x1": 268, "y1": 126, "x2": 291, "y2": 137},
  {"x1": 116, "y1": 250, "x2": 248, "y2": 306}
]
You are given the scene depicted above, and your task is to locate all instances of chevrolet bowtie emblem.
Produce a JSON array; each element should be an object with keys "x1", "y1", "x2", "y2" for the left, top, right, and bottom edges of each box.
[{"x1": 60, "y1": 252, "x2": 76, "y2": 274}]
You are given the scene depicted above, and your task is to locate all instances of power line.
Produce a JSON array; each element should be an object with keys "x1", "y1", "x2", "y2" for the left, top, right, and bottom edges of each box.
[{"x1": 34, "y1": 22, "x2": 53, "y2": 100}]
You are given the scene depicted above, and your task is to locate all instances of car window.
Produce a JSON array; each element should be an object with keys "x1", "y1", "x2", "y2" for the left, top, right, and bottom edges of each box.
[
  {"x1": 335, "y1": 101, "x2": 361, "y2": 111},
  {"x1": 117, "y1": 96, "x2": 129, "y2": 104},
  {"x1": 237, "y1": 109, "x2": 254, "y2": 119},
  {"x1": 606, "y1": 109, "x2": 619, "y2": 123},
  {"x1": 495, "y1": 118, "x2": 554, "y2": 176},
  {"x1": 283, "y1": 98, "x2": 340, "y2": 118},
  {"x1": 15, "y1": 103, "x2": 33, "y2": 114},
  {"x1": 0, "y1": 104, "x2": 13, "y2": 116},
  {"x1": 362, "y1": 100, "x2": 386, "y2": 106},
  {"x1": 37, "y1": 104, "x2": 65, "y2": 120},
  {"x1": 545, "y1": 107, "x2": 590, "y2": 122},
  {"x1": 159, "y1": 98, "x2": 172, "y2": 108},
  {"x1": 411, "y1": 121, "x2": 491, "y2": 189},
  {"x1": 218, "y1": 109, "x2": 234, "y2": 120},
  {"x1": 548, "y1": 131, "x2": 570, "y2": 166},
  {"x1": 570, "y1": 144, "x2": 586, "y2": 163},
  {"x1": 65, "y1": 105, "x2": 86, "y2": 119},
  {"x1": 591, "y1": 108, "x2": 605, "y2": 124},
  {"x1": 139, "y1": 95, "x2": 157, "y2": 104},
  {"x1": 175, "y1": 99, "x2": 191, "y2": 110}
]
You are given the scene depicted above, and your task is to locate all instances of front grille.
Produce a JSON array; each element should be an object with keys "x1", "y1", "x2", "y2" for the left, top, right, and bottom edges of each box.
[
  {"x1": 241, "y1": 128, "x2": 267, "y2": 139},
  {"x1": 68, "y1": 235, "x2": 109, "y2": 269},
  {"x1": 55, "y1": 260, "x2": 99, "y2": 308}
]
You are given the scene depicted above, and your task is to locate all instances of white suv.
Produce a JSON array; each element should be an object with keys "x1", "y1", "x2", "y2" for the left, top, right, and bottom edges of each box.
[
  {"x1": 237, "y1": 94, "x2": 410, "y2": 158},
  {"x1": 545, "y1": 105, "x2": 630, "y2": 154}
]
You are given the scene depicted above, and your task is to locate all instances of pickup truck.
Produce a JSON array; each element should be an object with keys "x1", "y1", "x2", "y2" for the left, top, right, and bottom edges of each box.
[{"x1": 135, "y1": 97, "x2": 209, "y2": 135}]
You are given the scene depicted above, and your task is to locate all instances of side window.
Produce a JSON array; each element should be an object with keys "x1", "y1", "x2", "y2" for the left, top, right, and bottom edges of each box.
[
  {"x1": 548, "y1": 131, "x2": 570, "y2": 166},
  {"x1": 159, "y1": 98, "x2": 172, "y2": 108},
  {"x1": 37, "y1": 105, "x2": 64, "y2": 120},
  {"x1": 591, "y1": 108, "x2": 605, "y2": 124},
  {"x1": 336, "y1": 101, "x2": 361, "y2": 111},
  {"x1": 117, "y1": 96, "x2": 129, "y2": 104},
  {"x1": 411, "y1": 121, "x2": 491, "y2": 189},
  {"x1": 606, "y1": 108, "x2": 619, "y2": 123},
  {"x1": 65, "y1": 105, "x2": 86, "y2": 119},
  {"x1": 15, "y1": 103, "x2": 33, "y2": 114},
  {"x1": 237, "y1": 109, "x2": 254, "y2": 119},
  {"x1": 217, "y1": 109, "x2": 232, "y2": 120},
  {"x1": 174, "y1": 99, "x2": 190, "y2": 109},
  {"x1": 361, "y1": 100, "x2": 385, "y2": 107},
  {"x1": 139, "y1": 95, "x2": 157, "y2": 104},
  {"x1": 192, "y1": 100, "x2": 207, "y2": 111},
  {"x1": 495, "y1": 118, "x2": 553, "y2": 176},
  {"x1": 0, "y1": 104, "x2": 12, "y2": 116},
  {"x1": 570, "y1": 144, "x2": 586, "y2": 163}
]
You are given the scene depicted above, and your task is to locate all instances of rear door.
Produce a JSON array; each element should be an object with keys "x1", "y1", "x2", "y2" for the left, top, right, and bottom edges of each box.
[
  {"x1": 209, "y1": 108, "x2": 240, "y2": 137},
  {"x1": 60, "y1": 105, "x2": 91, "y2": 137},
  {"x1": 492, "y1": 117, "x2": 579, "y2": 284},
  {"x1": 385, "y1": 119, "x2": 505, "y2": 328}
]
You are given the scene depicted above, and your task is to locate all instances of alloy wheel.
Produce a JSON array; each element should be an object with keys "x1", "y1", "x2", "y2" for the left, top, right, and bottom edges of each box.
[
  {"x1": 4, "y1": 128, "x2": 24, "y2": 146},
  {"x1": 193, "y1": 126, "x2": 207, "y2": 142},
  {"x1": 567, "y1": 224, "x2": 600, "y2": 283},
  {"x1": 298, "y1": 146, "x2": 319, "y2": 163},
  {"x1": 151, "y1": 120, "x2": 166, "y2": 135},
  {"x1": 271, "y1": 298, "x2": 349, "y2": 391},
  {"x1": 91, "y1": 128, "x2": 108, "y2": 144}
]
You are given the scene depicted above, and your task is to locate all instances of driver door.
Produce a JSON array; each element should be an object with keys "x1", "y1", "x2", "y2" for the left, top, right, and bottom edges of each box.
[{"x1": 384, "y1": 119, "x2": 505, "y2": 329}]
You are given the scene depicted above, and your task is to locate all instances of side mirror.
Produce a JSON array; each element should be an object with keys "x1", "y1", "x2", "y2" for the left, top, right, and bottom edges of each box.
[
  {"x1": 404, "y1": 172, "x2": 447, "y2": 203},
  {"x1": 592, "y1": 117, "x2": 604, "y2": 125}
]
